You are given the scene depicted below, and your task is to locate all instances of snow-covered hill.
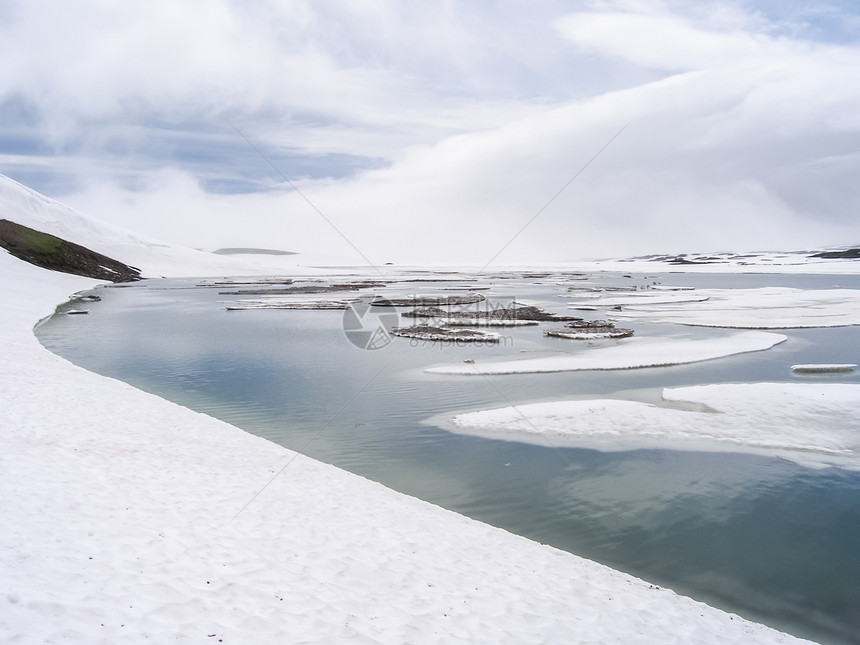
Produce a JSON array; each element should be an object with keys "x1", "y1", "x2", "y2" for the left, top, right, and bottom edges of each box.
[{"x1": 0, "y1": 174, "x2": 347, "y2": 277}]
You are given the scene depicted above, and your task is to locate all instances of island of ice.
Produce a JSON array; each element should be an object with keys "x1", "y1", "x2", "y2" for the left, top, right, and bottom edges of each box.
[
  {"x1": 449, "y1": 383, "x2": 860, "y2": 470},
  {"x1": 608, "y1": 287, "x2": 860, "y2": 328},
  {"x1": 426, "y1": 331, "x2": 787, "y2": 375}
]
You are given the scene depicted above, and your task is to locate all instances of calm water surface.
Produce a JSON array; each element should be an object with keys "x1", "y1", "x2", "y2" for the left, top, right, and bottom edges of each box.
[{"x1": 38, "y1": 269, "x2": 860, "y2": 644}]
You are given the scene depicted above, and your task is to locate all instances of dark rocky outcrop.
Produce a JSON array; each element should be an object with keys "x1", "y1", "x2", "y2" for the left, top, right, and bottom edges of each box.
[
  {"x1": 811, "y1": 249, "x2": 860, "y2": 259},
  {"x1": 0, "y1": 219, "x2": 142, "y2": 283},
  {"x1": 375, "y1": 294, "x2": 486, "y2": 307},
  {"x1": 220, "y1": 282, "x2": 385, "y2": 295},
  {"x1": 545, "y1": 318, "x2": 634, "y2": 340},
  {"x1": 401, "y1": 303, "x2": 578, "y2": 322},
  {"x1": 391, "y1": 325, "x2": 500, "y2": 342}
]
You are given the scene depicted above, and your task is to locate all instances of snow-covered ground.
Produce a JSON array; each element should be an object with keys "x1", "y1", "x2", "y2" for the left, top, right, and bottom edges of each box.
[
  {"x1": 426, "y1": 330, "x2": 786, "y2": 375},
  {"x1": 0, "y1": 176, "x2": 818, "y2": 642},
  {"x1": 450, "y1": 383, "x2": 860, "y2": 470},
  {"x1": 562, "y1": 253, "x2": 860, "y2": 275}
]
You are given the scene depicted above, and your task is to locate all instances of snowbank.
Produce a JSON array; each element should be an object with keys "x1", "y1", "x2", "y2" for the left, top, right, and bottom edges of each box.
[
  {"x1": 427, "y1": 331, "x2": 786, "y2": 375},
  {"x1": 0, "y1": 198, "x2": 815, "y2": 641},
  {"x1": 449, "y1": 383, "x2": 860, "y2": 470}
]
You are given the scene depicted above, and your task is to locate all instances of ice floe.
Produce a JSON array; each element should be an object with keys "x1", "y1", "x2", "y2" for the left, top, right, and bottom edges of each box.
[
  {"x1": 226, "y1": 298, "x2": 352, "y2": 310},
  {"x1": 449, "y1": 383, "x2": 860, "y2": 470},
  {"x1": 791, "y1": 364, "x2": 857, "y2": 373},
  {"x1": 426, "y1": 331, "x2": 786, "y2": 375},
  {"x1": 568, "y1": 291, "x2": 711, "y2": 307},
  {"x1": 609, "y1": 287, "x2": 860, "y2": 328},
  {"x1": 392, "y1": 325, "x2": 501, "y2": 342}
]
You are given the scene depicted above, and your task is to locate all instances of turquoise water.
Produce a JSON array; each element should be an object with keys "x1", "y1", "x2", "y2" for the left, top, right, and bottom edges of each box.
[{"x1": 37, "y1": 270, "x2": 860, "y2": 644}]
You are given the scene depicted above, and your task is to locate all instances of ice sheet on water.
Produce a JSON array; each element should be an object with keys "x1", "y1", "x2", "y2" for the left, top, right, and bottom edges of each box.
[
  {"x1": 426, "y1": 331, "x2": 786, "y2": 375},
  {"x1": 611, "y1": 287, "x2": 860, "y2": 329},
  {"x1": 450, "y1": 383, "x2": 860, "y2": 469}
]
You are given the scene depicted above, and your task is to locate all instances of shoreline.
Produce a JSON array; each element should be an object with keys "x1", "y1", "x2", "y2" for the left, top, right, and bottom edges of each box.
[{"x1": 0, "y1": 252, "x2": 820, "y2": 642}]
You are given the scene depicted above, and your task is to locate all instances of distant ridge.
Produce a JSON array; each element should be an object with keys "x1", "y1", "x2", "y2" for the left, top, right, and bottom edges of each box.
[
  {"x1": 811, "y1": 248, "x2": 860, "y2": 259},
  {"x1": 212, "y1": 247, "x2": 298, "y2": 256}
]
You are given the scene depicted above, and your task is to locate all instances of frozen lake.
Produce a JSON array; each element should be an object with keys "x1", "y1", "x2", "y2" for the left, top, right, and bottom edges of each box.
[{"x1": 38, "y1": 269, "x2": 860, "y2": 645}]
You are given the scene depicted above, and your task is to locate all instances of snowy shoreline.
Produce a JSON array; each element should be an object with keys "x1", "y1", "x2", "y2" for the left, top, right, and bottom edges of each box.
[
  {"x1": 0, "y1": 178, "x2": 819, "y2": 642},
  {"x1": 2, "y1": 258, "x2": 820, "y2": 644}
]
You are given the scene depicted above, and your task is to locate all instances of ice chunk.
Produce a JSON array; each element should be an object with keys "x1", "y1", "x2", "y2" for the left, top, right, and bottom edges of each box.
[
  {"x1": 449, "y1": 383, "x2": 860, "y2": 469},
  {"x1": 427, "y1": 331, "x2": 786, "y2": 375}
]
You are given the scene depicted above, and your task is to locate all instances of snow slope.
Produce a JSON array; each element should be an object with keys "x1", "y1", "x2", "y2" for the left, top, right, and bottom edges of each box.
[
  {"x1": 0, "y1": 181, "x2": 816, "y2": 642},
  {"x1": 0, "y1": 173, "x2": 345, "y2": 277}
]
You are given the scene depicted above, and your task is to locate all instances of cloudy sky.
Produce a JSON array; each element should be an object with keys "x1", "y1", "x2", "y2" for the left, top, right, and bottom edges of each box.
[{"x1": 2, "y1": 0, "x2": 859, "y2": 265}]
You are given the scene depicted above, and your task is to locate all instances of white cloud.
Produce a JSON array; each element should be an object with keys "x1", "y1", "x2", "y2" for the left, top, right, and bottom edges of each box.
[
  {"x1": 4, "y1": 1, "x2": 860, "y2": 264},
  {"x1": 555, "y1": 11, "x2": 768, "y2": 70}
]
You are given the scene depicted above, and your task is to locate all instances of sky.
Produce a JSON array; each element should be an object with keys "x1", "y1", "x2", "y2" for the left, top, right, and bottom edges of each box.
[{"x1": 2, "y1": 0, "x2": 860, "y2": 266}]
